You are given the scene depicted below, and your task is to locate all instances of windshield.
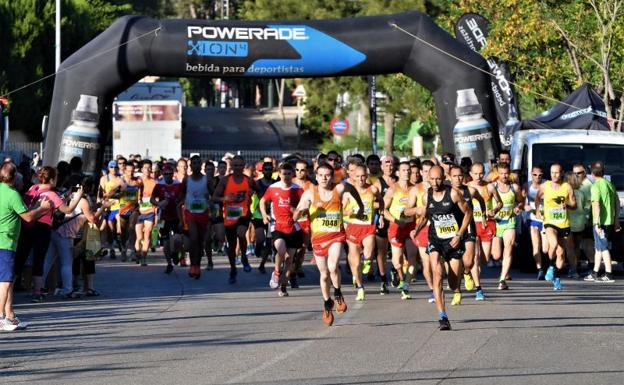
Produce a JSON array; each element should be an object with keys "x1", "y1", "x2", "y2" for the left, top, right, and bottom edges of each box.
[{"x1": 532, "y1": 143, "x2": 624, "y2": 190}]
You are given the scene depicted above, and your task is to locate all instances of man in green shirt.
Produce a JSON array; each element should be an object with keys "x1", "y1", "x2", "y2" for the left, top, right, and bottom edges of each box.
[
  {"x1": 0, "y1": 161, "x2": 50, "y2": 331},
  {"x1": 584, "y1": 161, "x2": 620, "y2": 283}
]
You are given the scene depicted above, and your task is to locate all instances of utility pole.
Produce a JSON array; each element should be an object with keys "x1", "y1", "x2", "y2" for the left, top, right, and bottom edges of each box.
[{"x1": 55, "y1": 0, "x2": 61, "y2": 71}]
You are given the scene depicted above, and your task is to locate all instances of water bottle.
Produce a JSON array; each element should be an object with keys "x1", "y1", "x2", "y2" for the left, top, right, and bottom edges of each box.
[
  {"x1": 453, "y1": 89, "x2": 497, "y2": 164},
  {"x1": 59, "y1": 94, "x2": 101, "y2": 175}
]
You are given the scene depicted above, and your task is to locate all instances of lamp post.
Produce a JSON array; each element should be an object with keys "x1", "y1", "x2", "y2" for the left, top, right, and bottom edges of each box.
[{"x1": 55, "y1": 0, "x2": 61, "y2": 71}]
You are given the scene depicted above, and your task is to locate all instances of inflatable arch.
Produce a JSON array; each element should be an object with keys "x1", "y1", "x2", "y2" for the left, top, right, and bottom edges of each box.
[{"x1": 45, "y1": 11, "x2": 498, "y2": 172}]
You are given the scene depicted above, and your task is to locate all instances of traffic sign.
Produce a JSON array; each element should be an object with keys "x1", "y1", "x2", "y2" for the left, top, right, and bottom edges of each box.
[
  {"x1": 330, "y1": 117, "x2": 349, "y2": 136},
  {"x1": 292, "y1": 85, "x2": 306, "y2": 98}
]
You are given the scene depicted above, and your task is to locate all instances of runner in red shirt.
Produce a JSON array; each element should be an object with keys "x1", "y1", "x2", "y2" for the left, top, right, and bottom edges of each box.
[
  {"x1": 151, "y1": 164, "x2": 184, "y2": 274},
  {"x1": 260, "y1": 163, "x2": 304, "y2": 297}
]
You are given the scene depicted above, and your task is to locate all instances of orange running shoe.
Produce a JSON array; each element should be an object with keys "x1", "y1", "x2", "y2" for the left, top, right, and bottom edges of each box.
[
  {"x1": 335, "y1": 296, "x2": 347, "y2": 314},
  {"x1": 322, "y1": 309, "x2": 334, "y2": 326}
]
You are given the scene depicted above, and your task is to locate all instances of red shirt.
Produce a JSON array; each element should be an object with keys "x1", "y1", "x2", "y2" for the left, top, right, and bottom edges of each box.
[
  {"x1": 263, "y1": 181, "x2": 303, "y2": 234},
  {"x1": 152, "y1": 180, "x2": 183, "y2": 221}
]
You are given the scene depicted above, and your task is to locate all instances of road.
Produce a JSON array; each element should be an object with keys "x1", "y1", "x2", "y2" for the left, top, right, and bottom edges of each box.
[{"x1": 2, "y1": 253, "x2": 624, "y2": 385}]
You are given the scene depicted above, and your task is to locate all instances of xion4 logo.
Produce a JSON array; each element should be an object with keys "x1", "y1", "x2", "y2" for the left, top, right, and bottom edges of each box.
[{"x1": 187, "y1": 26, "x2": 309, "y2": 40}]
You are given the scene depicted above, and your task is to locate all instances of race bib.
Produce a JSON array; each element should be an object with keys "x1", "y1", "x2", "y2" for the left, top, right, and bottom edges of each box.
[
  {"x1": 315, "y1": 213, "x2": 341, "y2": 233},
  {"x1": 210, "y1": 203, "x2": 221, "y2": 218},
  {"x1": 433, "y1": 215, "x2": 459, "y2": 239},
  {"x1": 225, "y1": 206, "x2": 243, "y2": 221},
  {"x1": 549, "y1": 207, "x2": 566, "y2": 223},
  {"x1": 498, "y1": 204, "x2": 514, "y2": 220},
  {"x1": 472, "y1": 201, "x2": 483, "y2": 222},
  {"x1": 140, "y1": 197, "x2": 152, "y2": 209},
  {"x1": 189, "y1": 198, "x2": 207, "y2": 213}
]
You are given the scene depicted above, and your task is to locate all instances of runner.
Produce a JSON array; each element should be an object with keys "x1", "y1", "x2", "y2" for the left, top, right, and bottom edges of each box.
[
  {"x1": 467, "y1": 162, "x2": 502, "y2": 297},
  {"x1": 375, "y1": 155, "x2": 396, "y2": 295},
  {"x1": 449, "y1": 165, "x2": 487, "y2": 303},
  {"x1": 150, "y1": 164, "x2": 184, "y2": 274},
  {"x1": 213, "y1": 155, "x2": 259, "y2": 284},
  {"x1": 100, "y1": 160, "x2": 122, "y2": 258},
  {"x1": 412, "y1": 159, "x2": 435, "y2": 303},
  {"x1": 209, "y1": 161, "x2": 226, "y2": 262},
  {"x1": 343, "y1": 163, "x2": 383, "y2": 301},
  {"x1": 135, "y1": 160, "x2": 156, "y2": 266},
  {"x1": 491, "y1": 163, "x2": 523, "y2": 290},
  {"x1": 203, "y1": 160, "x2": 219, "y2": 271},
  {"x1": 535, "y1": 163, "x2": 576, "y2": 290},
  {"x1": 293, "y1": 159, "x2": 314, "y2": 281},
  {"x1": 260, "y1": 163, "x2": 304, "y2": 297},
  {"x1": 419, "y1": 165, "x2": 472, "y2": 330},
  {"x1": 294, "y1": 163, "x2": 347, "y2": 326},
  {"x1": 174, "y1": 158, "x2": 188, "y2": 182},
  {"x1": 180, "y1": 155, "x2": 212, "y2": 279},
  {"x1": 254, "y1": 162, "x2": 276, "y2": 274},
  {"x1": 522, "y1": 165, "x2": 548, "y2": 279},
  {"x1": 112, "y1": 163, "x2": 141, "y2": 261},
  {"x1": 383, "y1": 161, "x2": 418, "y2": 300}
]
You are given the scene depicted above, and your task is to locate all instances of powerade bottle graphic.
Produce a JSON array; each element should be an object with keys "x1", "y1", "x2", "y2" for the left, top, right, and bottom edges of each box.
[
  {"x1": 59, "y1": 94, "x2": 101, "y2": 175},
  {"x1": 453, "y1": 88, "x2": 497, "y2": 164}
]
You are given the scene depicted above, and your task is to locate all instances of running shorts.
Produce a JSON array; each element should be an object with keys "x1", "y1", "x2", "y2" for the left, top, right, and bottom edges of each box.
[
  {"x1": 107, "y1": 209, "x2": 119, "y2": 222},
  {"x1": 427, "y1": 239, "x2": 464, "y2": 262},
  {"x1": 225, "y1": 215, "x2": 252, "y2": 242},
  {"x1": 159, "y1": 219, "x2": 181, "y2": 241},
  {"x1": 252, "y1": 218, "x2": 267, "y2": 230},
  {"x1": 544, "y1": 224, "x2": 571, "y2": 238},
  {"x1": 137, "y1": 212, "x2": 156, "y2": 224},
  {"x1": 184, "y1": 210, "x2": 210, "y2": 228},
  {"x1": 495, "y1": 219, "x2": 516, "y2": 238},
  {"x1": 0, "y1": 249, "x2": 15, "y2": 282},
  {"x1": 312, "y1": 232, "x2": 346, "y2": 258},
  {"x1": 463, "y1": 221, "x2": 477, "y2": 243},
  {"x1": 388, "y1": 221, "x2": 415, "y2": 248},
  {"x1": 476, "y1": 219, "x2": 496, "y2": 242},
  {"x1": 346, "y1": 223, "x2": 376, "y2": 245},
  {"x1": 413, "y1": 224, "x2": 429, "y2": 248},
  {"x1": 272, "y1": 230, "x2": 304, "y2": 249}
]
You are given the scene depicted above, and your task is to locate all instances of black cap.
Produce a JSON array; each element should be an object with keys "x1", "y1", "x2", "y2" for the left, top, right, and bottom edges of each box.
[{"x1": 441, "y1": 153, "x2": 455, "y2": 165}]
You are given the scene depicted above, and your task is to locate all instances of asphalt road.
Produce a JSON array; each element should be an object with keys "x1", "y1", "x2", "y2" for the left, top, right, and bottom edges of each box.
[{"x1": 2, "y1": 252, "x2": 624, "y2": 385}]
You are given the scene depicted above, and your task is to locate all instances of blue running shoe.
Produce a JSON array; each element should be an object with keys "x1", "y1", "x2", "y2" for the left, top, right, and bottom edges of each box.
[
  {"x1": 553, "y1": 277, "x2": 562, "y2": 290},
  {"x1": 545, "y1": 266, "x2": 554, "y2": 282},
  {"x1": 243, "y1": 263, "x2": 252, "y2": 273},
  {"x1": 537, "y1": 270, "x2": 545, "y2": 280},
  {"x1": 475, "y1": 289, "x2": 485, "y2": 301},
  {"x1": 228, "y1": 271, "x2": 237, "y2": 284}
]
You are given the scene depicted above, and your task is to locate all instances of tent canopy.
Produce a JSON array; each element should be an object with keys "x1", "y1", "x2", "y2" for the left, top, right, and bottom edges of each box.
[{"x1": 518, "y1": 83, "x2": 610, "y2": 131}]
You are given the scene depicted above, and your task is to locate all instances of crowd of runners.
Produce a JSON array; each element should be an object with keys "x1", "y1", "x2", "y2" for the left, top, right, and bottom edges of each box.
[{"x1": 0, "y1": 148, "x2": 620, "y2": 331}]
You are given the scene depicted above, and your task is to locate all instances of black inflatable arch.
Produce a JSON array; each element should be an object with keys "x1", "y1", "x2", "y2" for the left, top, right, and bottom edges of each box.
[{"x1": 45, "y1": 11, "x2": 497, "y2": 172}]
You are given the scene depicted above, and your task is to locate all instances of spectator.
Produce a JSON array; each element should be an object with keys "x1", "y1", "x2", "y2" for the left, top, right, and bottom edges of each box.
[{"x1": 565, "y1": 172, "x2": 586, "y2": 279}]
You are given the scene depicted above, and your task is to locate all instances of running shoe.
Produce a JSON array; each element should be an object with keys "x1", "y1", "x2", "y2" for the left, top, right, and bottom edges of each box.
[
  {"x1": 335, "y1": 295, "x2": 348, "y2": 313},
  {"x1": 567, "y1": 268, "x2": 580, "y2": 279},
  {"x1": 110, "y1": 249, "x2": 116, "y2": 260},
  {"x1": 243, "y1": 263, "x2": 252, "y2": 273},
  {"x1": 464, "y1": 273, "x2": 475, "y2": 291},
  {"x1": 545, "y1": 266, "x2": 554, "y2": 282},
  {"x1": 228, "y1": 270, "x2": 237, "y2": 284},
  {"x1": 451, "y1": 292, "x2": 462, "y2": 306},
  {"x1": 390, "y1": 269, "x2": 399, "y2": 287},
  {"x1": 362, "y1": 260, "x2": 372, "y2": 275},
  {"x1": 3, "y1": 317, "x2": 28, "y2": 331},
  {"x1": 206, "y1": 261, "x2": 214, "y2": 271},
  {"x1": 120, "y1": 249, "x2": 128, "y2": 262},
  {"x1": 400, "y1": 290, "x2": 412, "y2": 300},
  {"x1": 164, "y1": 264, "x2": 173, "y2": 274},
  {"x1": 269, "y1": 270, "x2": 280, "y2": 289},
  {"x1": 356, "y1": 287, "x2": 365, "y2": 301},
  {"x1": 31, "y1": 292, "x2": 44, "y2": 303},
  {"x1": 438, "y1": 317, "x2": 452, "y2": 331},
  {"x1": 179, "y1": 253, "x2": 188, "y2": 267},
  {"x1": 495, "y1": 260, "x2": 502, "y2": 267},
  {"x1": 498, "y1": 280, "x2": 509, "y2": 290},
  {"x1": 486, "y1": 259, "x2": 495, "y2": 268},
  {"x1": 130, "y1": 250, "x2": 137, "y2": 263},
  {"x1": 188, "y1": 265, "x2": 197, "y2": 278},
  {"x1": 553, "y1": 277, "x2": 562, "y2": 290},
  {"x1": 279, "y1": 285, "x2": 289, "y2": 297},
  {"x1": 172, "y1": 252, "x2": 180, "y2": 265},
  {"x1": 141, "y1": 256, "x2": 148, "y2": 267},
  {"x1": 397, "y1": 280, "x2": 406, "y2": 291},
  {"x1": 584, "y1": 271, "x2": 597, "y2": 282},
  {"x1": 428, "y1": 291, "x2": 436, "y2": 303},
  {"x1": 379, "y1": 282, "x2": 390, "y2": 295},
  {"x1": 537, "y1": 270, "x2": 545, "y2": 280},
  {"x1": 322, "y1": 309, "x2": 334, "y2": 326},
  {"x1": 475, "y1": 289, "x2": 485, "y2": 301},
  {"x1": 290, "y1": 275, "x2": 299, "y2": 289},
  {"x1": 258, "y1": 264, "x2": 266, "y2": 274},
  {"x1": 235, "y1": 256, "x2": 241, "y2": 265},
  {"x1": 596, "y1": 274, "x2": 615, "y2": 283}
]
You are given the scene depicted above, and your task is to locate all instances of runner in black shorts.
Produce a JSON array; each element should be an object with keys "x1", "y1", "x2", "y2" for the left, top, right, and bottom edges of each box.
[
  {"x1": 374, "y1": 155, "x2": 396, "y2": 293},
  {"x1": 419, "y1": 166, "x2": 472, "y2": 331}
]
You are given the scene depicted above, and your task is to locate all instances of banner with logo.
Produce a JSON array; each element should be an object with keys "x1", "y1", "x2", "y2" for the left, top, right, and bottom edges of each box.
[
  {"x1": 113, "y1": 103, "x2": 181, "y2": 122},
  {"x1": 454, "y1": 13, "x2": 521, "y2": 148}
]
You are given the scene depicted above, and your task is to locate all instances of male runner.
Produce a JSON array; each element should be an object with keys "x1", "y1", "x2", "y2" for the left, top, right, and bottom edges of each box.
[
  {"x1": 213, "y1": 155, "x2": 259, "y2": 283},
  {"x1": 375, "y1": 156, "x2": 396, "y2": 295},
  {"x1": 100, "y1": 160, "x2": 122, "y2": 258},
  {"x1": 449, "y1": 165, "x2": 487, "y2": 302},
  {"x1": 294, "y1": 164, "x2": 347, "y2": 326},
  {"x1": 384, "y1": 162, "x2": 418, "y2": 300},
  {"x1": 522, "y1": 165, "x2": 548, "y2": 279},
  {"x1": 535, "y1": 163, "x2": 576, "y2": 290},
  {"x1": 180, "y1": 155, "x2": 212, "y2": 279},
  {"x1": 135, "y1": 160, "x2": 156, "y2": 266},
  {"x1": 412, "y1": 160, "x2": 436, "y2": 303},
  {"x1": 293, "y1": 159, "x2": 313, "y2": 280},
  {"x1": 108, "y1": 163, "x2": 140, "y2": 261},
  {"x1": 492, "y1": 163, "x2": 523, "y2": 290},
  {"x1": 343, "y1": 164, "x2": 383, "y2": 301},
  {"x1": 254, "y1": 162, "x2": 276, "y2": 274},
  {"x1": 260, "y1": 163, "x2": 304, "y2": 297},
  {"x1": 150, "y1": 164, "x2": 184, "y2": 274},
  {"x1": 419, "y1": 166, "x2": 472, "y2": 330}
]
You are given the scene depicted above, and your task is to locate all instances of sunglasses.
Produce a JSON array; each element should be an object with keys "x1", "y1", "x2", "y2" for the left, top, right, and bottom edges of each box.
[
  {"x1": 533, "y1": 173, "x2": 543, "y2": 177},
  {"x1": 574, "y1": 171, "x2": 585, "y2": 175}
]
